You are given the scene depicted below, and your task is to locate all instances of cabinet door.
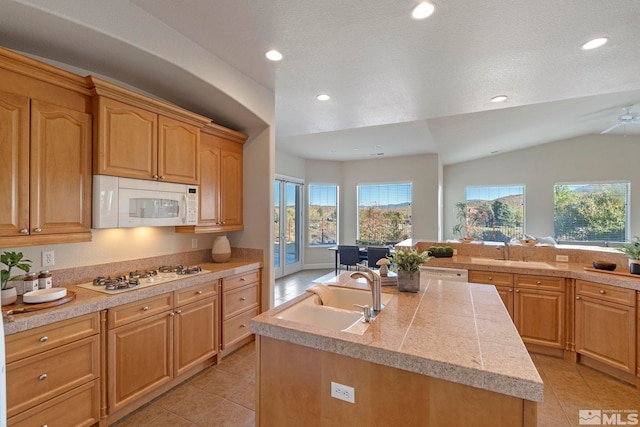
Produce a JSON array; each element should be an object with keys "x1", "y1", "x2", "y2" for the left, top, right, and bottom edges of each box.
[
  {"x1": 30, "y1": 99, "x2": 92, "y2": 235},
  {"x1": 158, "y1": 115, "x2": 199, "y2": 184},
  {"x1": 108, "y1": 312, "x2": 173, "y2": 413},
  {"x1": 198, "y1": 138, "x2": 221, "y2": 226},
  {"x1": 496, "y1": 285, "x2": 514, "y2": 319},
  {"x1": 220, "y1": 149, "x2": 243, "y2": 226},
  {"x1": 174, "y1": 297, "x2": 218, "y2": 376},
  {"x1": 513, "y1": 288, "x2": 564, "y2": 349},
  {"x1": 576, "y1": 295, "x2": 636, "y2": 374},
  {"x1": 0, "y1": 91, "x2": 29, "y2": 237},
  {"x1": 94, "y1": 97, "x2": 157, "y2": 180}
]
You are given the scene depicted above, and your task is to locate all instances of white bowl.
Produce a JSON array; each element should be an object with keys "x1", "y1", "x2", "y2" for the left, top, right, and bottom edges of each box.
[{"x1": 23, "y1": 287, "x2": 67, "y2": 304}]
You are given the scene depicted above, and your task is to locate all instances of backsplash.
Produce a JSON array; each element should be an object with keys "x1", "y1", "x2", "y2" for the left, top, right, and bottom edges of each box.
[{"x1": 12, "y1": 247, "x2": 263, "y2": 294}]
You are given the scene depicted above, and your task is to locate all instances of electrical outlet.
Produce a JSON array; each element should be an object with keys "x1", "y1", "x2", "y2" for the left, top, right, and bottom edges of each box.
[
  {"x1": 42, "y1": 251, "x2": 55, "y2": 267},
  {"x1": 191, "y1": 238, "x2": 198, "y2": 249},
  {"x1": 331, "y1": 381, "x2": 355, "y2": 404},
  {"x1": 453, "y1": 249, "x2": 458, "y2": 255},
  {"x1": 556, "y1": 255, "x2": 569, "y2": 262}
]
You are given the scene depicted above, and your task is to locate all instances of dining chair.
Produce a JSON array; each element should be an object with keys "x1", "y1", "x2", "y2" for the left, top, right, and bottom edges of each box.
[
  {"x1": 338, "y1": 245, "x2": 361, "y2": 271},
  {"x1": 367, "y1": 246, "x2": 390, "y2": 269}
]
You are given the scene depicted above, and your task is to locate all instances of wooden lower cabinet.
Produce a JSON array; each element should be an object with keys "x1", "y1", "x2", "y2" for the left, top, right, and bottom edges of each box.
[
  {"x1": 106, "y1": 282, "x2": 220, "y2": 421},
  {"x1": 575, "y1": 280, "x2": 636, "y2": 376},
  {"x1": 107, "y1": 311, "x2": 173, "y2": 413},
  {"x1": 4, "y1": 313, "x2": 101, "y2": 426},
  {"x1": 470, "y1": 271, "x2": 566, "y2": 354},
  {"x1": 513, "y1": 288, "x2": 564, "y2": 349},
  {"x1": 221, "y1": 269, "x2": 261, "y2": 355}
]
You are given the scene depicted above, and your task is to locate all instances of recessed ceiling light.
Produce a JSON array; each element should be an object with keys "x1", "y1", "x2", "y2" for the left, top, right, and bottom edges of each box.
[
  {"x1": 581, "y1": 37, "x2": 608, "y2": 50},
  {"x1": 411, "y1": 2, "x2": 436, "y2": 20},
  {"x1": 317, "y1": 94, "x2": 330, "y2": 101},
  {"x1": 265, "y1": 50, "x2": 283, "y2": 61},
  {"x1": 490, "y1": 95, "x2": 508, "y2": 103}
]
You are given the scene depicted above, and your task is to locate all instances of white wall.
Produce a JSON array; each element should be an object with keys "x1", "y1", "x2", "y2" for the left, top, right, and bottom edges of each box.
[
  {"x1": 275, "y1": 150, "x2": 306, "y2": 179},
  {"x1": 297, "y1": 154, "x2": 441, "y2": 268},
  {"x1": 443, "y1": 134, "x2": 640, "y2": 240}
]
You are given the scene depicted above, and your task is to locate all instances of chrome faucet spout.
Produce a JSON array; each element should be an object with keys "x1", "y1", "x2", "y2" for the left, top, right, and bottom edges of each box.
[{"x1": 350, "y1": 264, "x2": 383, "y2": 313}]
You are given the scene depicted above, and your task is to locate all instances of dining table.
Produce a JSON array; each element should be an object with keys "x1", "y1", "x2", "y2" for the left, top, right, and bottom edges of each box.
[{"x1": 327, "y1": 246, "x2": 394, "y2": 275}]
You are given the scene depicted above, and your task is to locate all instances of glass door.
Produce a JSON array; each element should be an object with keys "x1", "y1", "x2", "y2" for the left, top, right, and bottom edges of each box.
[{"x1": 274, "y1": 177, "x2": 303, "y2": 278}]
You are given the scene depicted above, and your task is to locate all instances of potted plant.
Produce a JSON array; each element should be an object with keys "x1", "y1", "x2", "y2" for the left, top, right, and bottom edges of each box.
[
  {"x1": 390, "y1": 249, "x2": 431, "y2": 292},
  {"x1": 1, "y1": 251, "x2": 33, "y2": 306},
  {"x1": 618, "y1": 237, "x2": 640, "y2": 275}
]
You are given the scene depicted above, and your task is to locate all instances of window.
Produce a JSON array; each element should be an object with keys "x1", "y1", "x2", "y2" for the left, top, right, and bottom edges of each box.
[
  {"x1": 463, "y1": 186, "x2": 525, "y2": 242},
  {"x1": 308, "y1": 184, "x2": 338, "y2": 246},
  {"x1": 554, "y1": 182, "x2": 629, "y2": 243},
  {"x1": 357, "y1": 183, "x2": 411, "y2": 245}
]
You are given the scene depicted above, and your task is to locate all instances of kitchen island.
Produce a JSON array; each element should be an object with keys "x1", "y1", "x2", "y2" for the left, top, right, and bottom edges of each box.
[{"x1": 251, "y1": 273, "x2": 543, "y2": 426}]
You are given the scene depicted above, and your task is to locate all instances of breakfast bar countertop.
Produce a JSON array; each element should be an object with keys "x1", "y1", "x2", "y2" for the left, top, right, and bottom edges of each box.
[{"x1": 251, "y1": 272, "x2": 544, "y2": 402}]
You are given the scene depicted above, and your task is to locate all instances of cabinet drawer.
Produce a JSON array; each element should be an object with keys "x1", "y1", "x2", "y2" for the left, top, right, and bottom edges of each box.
[
  {"x1": 8, "y1": 379, "x2": 100, "y2": 427},
  {"x1": 108, "y1": 293, "x2": 173, "y2": 328},
  {"x1": 223, "y1": 269, "x2": 260, "y2": 292},
  {"x1": 5, "y1": 312, "x2": 99, "y2": 364},
  {"x1": 515, "y1": 274, "x2": 565, "y2": 291},
  {"x1": 223, "y1": 283, "x2": 259, "y2": 320},
  {"x1": 175, "y1": 280, "x2": 218, "y2": 307},
  {"x1": 223, "y1": 307, "x2": 258, "y2": 348},
  {"x1": 7, "y1": 335, "x2": 100, "y2": 418},
  {"x1": 468, "y1": 270, "x2": 513, "y2": 286},
  {"x1": 576, "y1": 280, "x2": 636, "y2": 306}
]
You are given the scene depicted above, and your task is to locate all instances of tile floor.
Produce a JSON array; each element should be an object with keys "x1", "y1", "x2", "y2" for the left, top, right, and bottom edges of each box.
[{"x1": 113, "y1": 270, "x2": 640, "y2": 426}]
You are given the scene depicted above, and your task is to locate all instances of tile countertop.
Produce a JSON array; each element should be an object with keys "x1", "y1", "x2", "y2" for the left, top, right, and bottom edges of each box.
[
  {"x1": 251, "y1": 272, "x2": 544, "y2": 403},
  {"x1": 2, "y1": 259, "x2": 262, "y2": 335},
  {"x1": 426, "y1": 255, "x2": 640, "y2": 291}
]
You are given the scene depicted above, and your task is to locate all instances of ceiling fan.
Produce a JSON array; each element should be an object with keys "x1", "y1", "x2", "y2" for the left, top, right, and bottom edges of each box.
[{"x1": 600, "y1": 105, "x2": 640, "y2": 134}]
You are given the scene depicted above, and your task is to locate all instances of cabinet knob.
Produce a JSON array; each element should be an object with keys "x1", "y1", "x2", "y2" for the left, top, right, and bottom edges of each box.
[
  {"x1": 576, "y1": 296, "x2": 581, "y2": 300},
  {"x1": 160, "y1": 175, "x2": 165, "y2": 180},
  {"x1": 536, "y1": 281, "x2": 541, "y2": 285},
  {"x1": 39, "y1": 336, "x2": 48, "y2": 343},
  {"x1": 20, "y1": 228, "x2": 28, "y2": 234},
  {"x1": 488, "y1": 277, "x2": 493, "y2": 280},
  {"x1": 196, "y1": 290, "x2": 203, "y2": 295},
  {"x1": 508, "y1": 289, "x2": 513, "y2": 292},
  {"x1": 240, "y1": 278, "x2": 246, "y2": 282},
  {"x1": 38, "y1": 373, "x2": 48, "y2": 381},
  {"x1": 240, "y1": 297, "x2": 246, "y2": 301},
  {"x1": 599, "y1": 289, "x2": 605, "y2": 294},
  {"x1": 221, "y1": 221, "x2": 225, "y2": 225},
  {"x1": 240, "y1": 323, "x2": 246, "y2": 328},
  {"x1": 34, "y1": 227, "x2": 42, "y2": 233},
  {"x1": 142, "y1": 306, "x2": 149, "y2": 311},
  {"x1": 515, "y1": 289, "x2": 520, "y2": 293},
  {"x1": 153, "y1": 175, "x2": 159, "y2": 179},
  {"x1": 169, "y1": 312, "x2": 175, "y2": 317},
  {"x1": 176, "y1": 310, "x2": 182, "y2": 315}
]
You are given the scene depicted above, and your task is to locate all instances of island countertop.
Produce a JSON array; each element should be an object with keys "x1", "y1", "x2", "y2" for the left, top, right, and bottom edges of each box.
[{"x1": 251, "y1": 272, "x2": 544, "y2": 402}]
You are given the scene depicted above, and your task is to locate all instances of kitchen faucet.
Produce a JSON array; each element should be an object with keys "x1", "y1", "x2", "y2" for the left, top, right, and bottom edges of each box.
[
  {"x1": 498, "y1": 242, "x2": 510, "y2": 260},
  {"x1": 350, "y1": 264, "x2": 383, "y2": 314}
]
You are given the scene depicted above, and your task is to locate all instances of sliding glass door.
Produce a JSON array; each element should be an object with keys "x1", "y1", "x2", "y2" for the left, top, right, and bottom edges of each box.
[{"x1": 274, "y1": 177, "x2": 303, "y2": 278}]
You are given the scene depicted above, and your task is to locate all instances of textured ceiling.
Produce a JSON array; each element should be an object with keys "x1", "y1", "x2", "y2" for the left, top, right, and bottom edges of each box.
[{"x1": 2, "y1": 0, "x2": 640, "y2": 164}]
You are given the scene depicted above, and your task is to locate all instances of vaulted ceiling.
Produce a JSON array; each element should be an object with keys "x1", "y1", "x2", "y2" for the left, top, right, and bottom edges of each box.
[{"x1": 2, "y1": 0, "x2": 640, "y2": 165}]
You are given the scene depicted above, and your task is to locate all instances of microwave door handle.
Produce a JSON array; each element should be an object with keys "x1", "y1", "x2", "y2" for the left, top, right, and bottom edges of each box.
[{"x1": 182, "y1": 194, "x2": 187, "y2": 224}]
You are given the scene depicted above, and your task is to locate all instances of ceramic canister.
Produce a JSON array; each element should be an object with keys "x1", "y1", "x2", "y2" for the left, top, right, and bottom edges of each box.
[{"x1": 212, "y1": 235, "x2": 231, "y2": 263}]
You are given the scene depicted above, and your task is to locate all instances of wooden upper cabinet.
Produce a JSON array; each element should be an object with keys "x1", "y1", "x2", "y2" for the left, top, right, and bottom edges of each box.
[
  {"x1": 158, "y1": 115, "x2": 199, "y2": 184},
  {"x1": 89, "y1": 77, "x2": 210, "y2": 185},
  {"x1": 93, "y1": 97, "x2": 157, "y2": 180},
  {"x1": 0, "y1": 88, "x2": 92, "y2": 245},
  {"x1": 175, "y1": 123, "x2": 247, "y2": 234},
  {"x1": 0, "y1": 90, "x2": 29, "y2": 237},
  {"x1": 30, "y1": 100, "x2": 92, "y2": 235}
]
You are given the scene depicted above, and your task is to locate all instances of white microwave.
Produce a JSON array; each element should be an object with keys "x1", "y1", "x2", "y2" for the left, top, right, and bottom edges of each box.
[{"x1": 93, "y1": 175, "x2": 198, "y2": 228}]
